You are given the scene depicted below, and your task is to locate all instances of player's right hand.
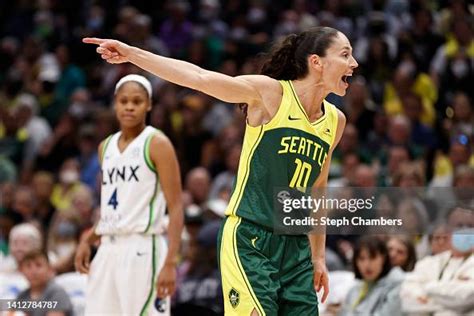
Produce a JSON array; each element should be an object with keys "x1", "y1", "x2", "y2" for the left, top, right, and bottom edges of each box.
[
  {"x1": 74, "y1": 241, "x2": 92, "y2": 274},
  {"x1": 83, "y1": 38, "x2": 131, "y2": 64}
]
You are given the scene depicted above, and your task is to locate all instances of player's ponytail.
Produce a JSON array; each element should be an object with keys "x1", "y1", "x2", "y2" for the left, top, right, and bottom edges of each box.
[
  {"x1": 260, "y1": 26, "x2": 340, "y2": 80},
  {"x1": 240, "y1": 27, "x2": 339, "y2": 116},
  {"x1": 260, "y1": 34, "x2": 301, "y2": 80}
]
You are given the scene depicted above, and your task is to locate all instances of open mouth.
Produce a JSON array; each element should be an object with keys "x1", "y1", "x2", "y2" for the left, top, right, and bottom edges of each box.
[{"x1": 342, "y1": 74, "x2": 352, "y2": 84}]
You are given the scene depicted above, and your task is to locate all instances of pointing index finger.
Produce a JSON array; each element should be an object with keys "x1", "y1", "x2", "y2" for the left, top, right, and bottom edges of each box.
[{"x1": 82, "y1": 37, "x2": 106, "y2": 45}]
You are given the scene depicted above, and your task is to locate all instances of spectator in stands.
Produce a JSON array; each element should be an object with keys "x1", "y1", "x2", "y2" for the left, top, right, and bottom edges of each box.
[
  {"x1": 353, "y1": 164, "x2": 377, "y2": 188},
  {"x1": 429, "y1": 223, "x2": 452, "y2": 255},
  {"x1": 396, "y1": 198, "x2": 430, "y2": 258},
  {"x1": 387, "y1": 235, "x2": 417, "y2": 272},
  {"x1": 384, "y1": 115, "x2": 423, "y2": 160},
  {"x1": 384, "y1": 55, "x2": 437, "y2": 127},
  {"x1": 452, "y1": 165, "x2": 474, "y2": 209},
  {"x1": 1, "y1": 223, "x2": 42, "y2": 273},
  {"x1": 174, "y1": 220, "x2": 223, "y2": 315},
  {"x1": 430, "y1": 138, "x2": 472, "y2": 187},
  {"x1": 77, "y1": 125, "x2": 100, "y2": 191},
  {"x1": 0, "y1": 223, "x2": 42, "y2": 300},
  {"x1": 209, "y1": 144, "x2": 240, "y2": 201},
  {"x1": 333, "y1": 124, "x2": 370, "y2": 175},
  {"x1": 17, "y1": 250, "x2": 74, "y2": 316},
  {"x1": 159, "y1": 1, "x2": 194, "y2": 58},
  {"x1": 430, "y1": 17, "x2": 473, "y2": 100},
  {"x1": 366, "y1": 110, "x2": 389, "y2": 156},
  {"x1": 343, "y1": 77, "x2": 376, "y2": 142},
  {"x1": 447, "y1": 206, "x2": 474, "y2": 230},
  {"x1": 339, "y1": 236, "x2": 404, "y2": 316},
  {"x1": 176, "y1": 95, "x2": 213, "y2": 173},
  {"x1": 394, "y1": 162, "x2": 441, "y2": 223},
  {"x1": 401, "y1": 92, "x2": 436, "y2": 148},
  {"x1": 36, "y1": 114, "x2": 80, "y2": 173},
  {"x1": 328, "y1": 152, "x2": 360, "y2": 188},
  {"x1": 31, "y1": 171, "x2": 56, "y2": 231},
  {"x1": 380, "y1": 146, "x2": 411, "y2": 186},
  {"x1": 443, "y1": 92, "x2": 473, "y2": 140},
  {"x1": 12, "y1": 186, "x2": 36, "y2": 223},
  {"x1": 47, "y1": 215, "x2": 80, "y2": 274},
  {"x1": 12, "y1": 93, "x2": 52, "y2": 180},
  {"x1": 185, "y1": 167, "x2": 211, "y2": 208},
  {"x1": 0, "y1": 107, "x2": 28, "y2": 171},
  {"x1": 400, "y1": 226, "x2": 474, "y2": 315},
  {"x1": 50, "y1": 158, "x2": 87, "y2": 214},
  {"x1": 408, "y1": 8, "x2": 444, "y2": 73},
  {"x1": 69, "y1": 185, "x2": 95, "y2": 232}
]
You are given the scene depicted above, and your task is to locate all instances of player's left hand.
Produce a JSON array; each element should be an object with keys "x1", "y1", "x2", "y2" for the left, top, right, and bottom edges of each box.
[
  {"x1": 312, "y1": 258, "x2": 329, "y2": 304},
  {"x1": 156, "y1": 263, "x2": 177, "y2": 299}
]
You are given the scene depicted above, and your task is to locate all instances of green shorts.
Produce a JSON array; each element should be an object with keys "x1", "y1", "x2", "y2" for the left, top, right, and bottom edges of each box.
[{"x1": 217, "y1": 215, "x2": 318, "y2": 316}]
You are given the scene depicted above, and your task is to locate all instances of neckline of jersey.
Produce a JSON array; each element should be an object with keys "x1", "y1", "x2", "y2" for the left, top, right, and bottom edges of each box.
[
  {"x1": 288, "y1": 80, "x2": 326, "y2": 125},
  {"x1": 116, "y1": 126, "x2": 148, "y2": 155}
]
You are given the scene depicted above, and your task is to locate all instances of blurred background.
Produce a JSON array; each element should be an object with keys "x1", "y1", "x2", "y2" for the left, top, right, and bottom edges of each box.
[{"x1": 0, "y1": 0, "x2": 473, "y2": 315}]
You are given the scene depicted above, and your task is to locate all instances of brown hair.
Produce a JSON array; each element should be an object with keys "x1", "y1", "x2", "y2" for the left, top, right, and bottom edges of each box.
[
  {"x1": 19, "y1": 250, "x2": 49, "y2": 266},
  {"x1": 260, "y1": 26, "x2": 340, "y2": 80},
  {"x1": 388, "y1": 235, "x2": 417, "y2": 272},
  {"x1": 353, "y1": 236, "x2": 392, "y2": 281},
  {"x1": 239, "y1": 26, "x2": 340, "y2": 115}
]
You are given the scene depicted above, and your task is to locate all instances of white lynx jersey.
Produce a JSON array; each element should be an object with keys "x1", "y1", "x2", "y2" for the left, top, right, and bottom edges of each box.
[{"x1": 96, "y1": 126, "x2": 166, "y2": 235}]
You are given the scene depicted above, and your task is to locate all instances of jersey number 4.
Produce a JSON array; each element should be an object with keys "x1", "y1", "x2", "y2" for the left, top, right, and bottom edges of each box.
[
  {"x1": 289, "y1": 158, "x2": 312, "y2": 192},
  {"x1": 108, "y1": 188, "x2": 119, "y2": 210}
]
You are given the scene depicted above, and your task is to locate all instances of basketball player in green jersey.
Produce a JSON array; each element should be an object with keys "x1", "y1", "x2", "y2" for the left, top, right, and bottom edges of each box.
[{"x1": 84, "y1": 26, "x2": 357, "y2": 315}]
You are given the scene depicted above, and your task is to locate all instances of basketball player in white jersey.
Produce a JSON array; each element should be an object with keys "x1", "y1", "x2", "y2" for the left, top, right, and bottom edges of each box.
[{"x1": 74, "y1": 74, "x2": 183, "y2": 315}]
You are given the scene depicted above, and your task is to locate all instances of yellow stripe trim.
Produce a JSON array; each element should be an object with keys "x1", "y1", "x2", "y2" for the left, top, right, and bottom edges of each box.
[
  {"x1": 220, "y1": 216, "x2": 265, "y2": 315},
  {"x1": 288, "y1": 80, "x2": 326, "y2": 125},
  {"x1": 232, "y1": 217, "x2": 265, "y2": 315},
  {"x1": 227, "y1": 126, "x2": 264, "y2": 216}
]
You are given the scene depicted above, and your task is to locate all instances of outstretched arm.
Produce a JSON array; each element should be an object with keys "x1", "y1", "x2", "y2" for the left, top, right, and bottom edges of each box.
[{"x1": 83, "y1": 38, "x2": 277, "y2": 105}]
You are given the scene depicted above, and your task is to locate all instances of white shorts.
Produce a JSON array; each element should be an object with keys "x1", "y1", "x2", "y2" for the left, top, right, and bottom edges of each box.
[{"x1": 85, "y1": 234, "x2": 170, "y2": 315}]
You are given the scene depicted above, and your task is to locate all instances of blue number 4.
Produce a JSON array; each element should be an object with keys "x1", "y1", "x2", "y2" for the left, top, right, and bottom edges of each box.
[{"x1": 108, "y1": 188, "x2": 119, "y2": 210}]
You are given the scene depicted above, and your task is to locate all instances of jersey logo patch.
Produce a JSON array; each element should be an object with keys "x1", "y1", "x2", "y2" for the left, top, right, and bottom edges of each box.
[
  {"x1": 324, "y1": 128, "x2": 331, "y2": 135},
  {"x1": 131, "y1": 147, "x2": 140, "y2": 159},
  {"x1": 251, "y1": 237, "x2": 258, "y2": 248},
  {"x1": 288, "y1": 115, "x2": 301, "y2": 121},
  {"x1": 154, "y1": 298, "x2": 167, "y2": 313},
  {"x1": 229, "y1": 288, "x2": 240, "y2": 308}
]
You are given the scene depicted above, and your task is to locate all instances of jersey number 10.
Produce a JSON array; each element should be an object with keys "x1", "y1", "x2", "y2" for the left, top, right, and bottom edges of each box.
[{"x1": 289, "y1": 158, "x2": 312, "y2": 192}]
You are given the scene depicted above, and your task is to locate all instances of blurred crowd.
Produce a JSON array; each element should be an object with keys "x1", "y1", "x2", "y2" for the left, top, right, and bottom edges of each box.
[{"x1": 0, "y1": 0, "x2": 473, "y2": 315}]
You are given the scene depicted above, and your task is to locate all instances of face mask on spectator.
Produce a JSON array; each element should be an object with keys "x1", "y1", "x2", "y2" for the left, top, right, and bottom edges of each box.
[
  {"x1": 56, "y1": 221, "x2": 78, "y2": 238},
  {"x1": 56, "y1": 241, "x2": 77, "y2": 258},
  {"x1": 451, "y1": 228, "x2": 474, "y2": 253},
  {"x1": 451, "y1": 59, "x2": 468, "y2": 79},
  {"x1": 60, "y1": 170, "x2": 79, "y2": 184}
]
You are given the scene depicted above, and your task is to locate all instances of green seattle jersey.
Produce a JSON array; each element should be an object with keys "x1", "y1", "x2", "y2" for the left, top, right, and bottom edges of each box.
[{"x1": 225, "y1": 80, "x2": 340, "y2": 230}]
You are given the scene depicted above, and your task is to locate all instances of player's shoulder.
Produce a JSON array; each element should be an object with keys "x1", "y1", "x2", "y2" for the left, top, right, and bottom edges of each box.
[
  {"x1": 148, "y1": 129, "x2": 176, "y2": 159},
  {"x1": 335, "y1": 107, "x2": 346, "y2": 127},
  {"x1": 98, "y1": 134, "x2": 115, "y2": 162},
  {"x1": 237, "y1": 74, "x2": 280, "y2": 89},
  {"x1": 323, "y1": 100, "x2": 346, "y2": 127},
  {"x1": 148, "y1": 128, "x2": 170, "y2": 146}
]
